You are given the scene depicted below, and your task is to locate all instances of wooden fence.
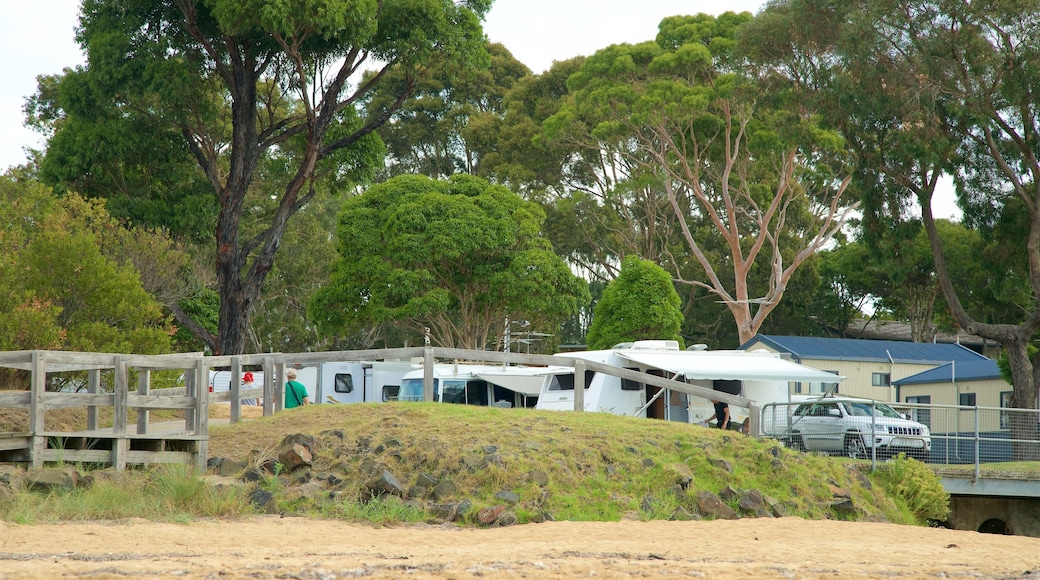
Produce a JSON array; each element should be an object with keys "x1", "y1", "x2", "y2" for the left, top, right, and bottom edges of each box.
[{"x1": 0, "y1": 348, "x2": 755, "y2": 471}]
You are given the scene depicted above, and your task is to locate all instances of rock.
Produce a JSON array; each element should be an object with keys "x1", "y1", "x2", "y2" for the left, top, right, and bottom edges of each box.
[
  {"x1": 248, "y1": 489, "x2": 277, "y2": 513},
  {"x1": 416, "y1": 472, "x2": 438, "y2": 488},
  {"x1": 27, "y1": 467, "x2": 79, "y2": 492},
  {"x1": 670, "y1": 506, "x2": 697, "y2": 521},
  {"x1": 528, "y1": 470, "x2": 549, "y2": 487},
  {"x1": 494, "y1": 491, "x2": 520, "y2": 505},
  {"x1": 695, "y1": 490, "x2": 739, "y2": 520},
  {"x1": 365, "y1": 469, "x2": 406, "y2": 497},
  {"x1": 218, "y1": 459, "x2": 245, "y2": 477},
  {"x1": 737, "y1": 490, "x2": 773, "y2": 518},
  {"x1": 240, "y1": 467, "x2": 264, "y2": 483},
  {"x1": 708, "y1": 458, "x2": 734, "y2": 473},
  {"x1": 477, "y1": 505, "x2": 507, "y2": 525},
  {"x1": 277, "y1": 443, "x2": 312, "y2": 472},
  {"x1": 407, "y1": 485, "x2": 427, "y2": 499},
  {"x1": 431, "y1": 480, "x2": 458, "y2": 501}
]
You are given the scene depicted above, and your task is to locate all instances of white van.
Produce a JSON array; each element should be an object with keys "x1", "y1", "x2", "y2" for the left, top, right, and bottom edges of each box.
[{"x1": 398, "y1": 363, "x2": 566, "y2": 408}]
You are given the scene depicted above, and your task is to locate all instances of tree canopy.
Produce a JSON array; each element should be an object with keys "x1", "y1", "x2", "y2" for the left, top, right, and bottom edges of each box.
[
  {"x1": 309, "y1": 174, "x2": 590, "y2": 349},
  {"x1": 745, "y1": 0, "x2": 1040, "y2": 455},
  {"x1": 540, "y1": 12, "x2": 859, "y2": 345},
  {"x1": 30, "y1": 0, "x2": 492, "y2": 355},
  {"x1": 0, "y1": 172, "x2": 174, "y2": 355},
  {"x1": 585, "y1": 256, "x2": 683, "y2": 350}
]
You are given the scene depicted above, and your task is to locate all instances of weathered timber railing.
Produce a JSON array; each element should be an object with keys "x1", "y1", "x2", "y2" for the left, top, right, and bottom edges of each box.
[{"x1": 0, "y1": 347, "x2": 757, "y2": 471}]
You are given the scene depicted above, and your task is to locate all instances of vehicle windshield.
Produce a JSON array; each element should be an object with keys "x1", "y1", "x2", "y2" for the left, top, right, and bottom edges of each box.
[
  {"x1": 845, "y1": 402, "x2": 904, "y2": 418},
  {"x1": 398, "y1": 378, "x2": 432, "y2": 402}
]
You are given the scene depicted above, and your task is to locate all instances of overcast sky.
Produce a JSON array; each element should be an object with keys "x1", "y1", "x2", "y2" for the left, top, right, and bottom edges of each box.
[{"x1": 0, "y1": 0, "x2": 959, "y2": 219}]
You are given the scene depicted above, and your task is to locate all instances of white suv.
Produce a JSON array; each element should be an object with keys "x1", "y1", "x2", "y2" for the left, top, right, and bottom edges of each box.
[{"x1": 769, "y1": 396, "x2": 930, "y2": 461}]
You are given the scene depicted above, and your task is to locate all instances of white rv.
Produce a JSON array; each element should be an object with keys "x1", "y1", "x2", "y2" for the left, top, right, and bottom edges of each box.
[
  {"x1": 535, "y1": 340, "x2": 845, "y2": 426},
  {"x1": 309, "y1": 361, "x2": 417, "y2": 404},
  {"x1": 397, "y1": 363, "x2": 569, "y2": 408}
]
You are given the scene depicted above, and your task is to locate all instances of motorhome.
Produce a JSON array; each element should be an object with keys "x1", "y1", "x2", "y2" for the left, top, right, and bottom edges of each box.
[
  {"x1": 397, "y1": 363, "x2": 569, "y2": 408},
  {"x1": 535, "y1": 340, "x2": 846, "y2": 426}
]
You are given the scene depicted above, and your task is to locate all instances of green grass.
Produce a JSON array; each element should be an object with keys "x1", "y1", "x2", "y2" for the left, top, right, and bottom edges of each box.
[{"x1": 0, "y1": 403, "x2": 950, "y2": 527}]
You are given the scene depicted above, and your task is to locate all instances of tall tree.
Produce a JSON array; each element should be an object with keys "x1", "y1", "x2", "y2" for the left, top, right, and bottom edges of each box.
[
  {"x1": 31, "y1": 0, "x2": 491, "y2": 355},
  {"x1": 367, "y1": 42, "x2": 531, "y2": 179},
  {"x1": 543, "y1": 12, "x2": 859, "y2": 345},
  {"x1": 745, "y1": 0, "x2": 1040, "y2": 456},
  {"x1": 309, "y1": 174, "x2": 590, "y2": 349}
]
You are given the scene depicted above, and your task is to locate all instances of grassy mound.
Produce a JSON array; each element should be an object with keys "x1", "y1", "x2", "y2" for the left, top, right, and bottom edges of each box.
[{"x1": 204, "y1": 403, "x2": 946, "y2": 525}]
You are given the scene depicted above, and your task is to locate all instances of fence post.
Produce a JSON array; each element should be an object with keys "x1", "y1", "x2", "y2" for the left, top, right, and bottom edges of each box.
[
  {"x1": 86, "y1": 369, "x2": 100, "y2": 431},
  {"x1": 748, "y1": 402, "x2": 761, "y2": 436},
  {"x1": 29, "y1": 351, "x2": 46, "y2": 469},
  {"x1": 136, "y1": 369, "x2": 151, "y2": 435},
  {"x1": 230, "y1": 356, "x2": 242, "y2": 424},
  {"x1": 572, "y1": 359, "x2": 585, "y2": 412},
  {"x1": 974, "y1": 404, "x2": 981, "y2": 482},
  {"x1": 113, "y1": 356, "x2": 129, "y2": 471},
  {"x1": 424, "y1": 347, "x2": 435, "y2": 402},
  {"x1": 274, "y1": 363, "x2": 285, "y2": 412},
  {"x1": 262, "y1": 357, "x2": 274, "y2": 416},
  {"x1": 194, "y1": 358, "x2": 209, "y2": 436}
]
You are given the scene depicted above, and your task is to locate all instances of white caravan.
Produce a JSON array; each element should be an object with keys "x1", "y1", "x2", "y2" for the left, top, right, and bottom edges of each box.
[
  {"x1": 310, "y1": 361, "x2": 417, "y2": 404},
  {"x1": 397, "y1": 363, "x2": 569, "y2": 408},
  {"x1": 535, "y1": 340, "x2": 846, "y2": 426}
]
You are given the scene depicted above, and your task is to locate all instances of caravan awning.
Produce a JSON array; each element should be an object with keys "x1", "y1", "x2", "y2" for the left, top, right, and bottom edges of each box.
[
  {"x1": 617, "y1": 351, "x2": 844, "y2": 383},
  {"x1": 476, "y1": 366, "x2": 571, "y2": 396}
]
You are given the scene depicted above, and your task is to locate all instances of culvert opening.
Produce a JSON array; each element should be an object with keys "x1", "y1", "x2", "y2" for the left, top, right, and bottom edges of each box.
[{"x1": 978, "y1": 518, "x2": 1009, "y2": 535}]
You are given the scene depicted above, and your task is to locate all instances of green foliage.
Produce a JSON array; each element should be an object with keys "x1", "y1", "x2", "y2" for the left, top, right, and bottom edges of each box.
[
  {"x1": 0, "y1": 173, "x2": 174, "y2": 354},
  {"x1": 311, "y1": 174, "x2": 589, "y2": 348},
  {"x1": 31, "y1": 0, "x2": 491, "y2": 355},
  {"x1": 870, "y1": 455, "x2": 951, "y2": 524},
  {"x1": 586, "y1": 256, "x2": 683, "y2": 350},
  {"x1": 1, "y1": 466, "x2": 247, "y2": 523}
]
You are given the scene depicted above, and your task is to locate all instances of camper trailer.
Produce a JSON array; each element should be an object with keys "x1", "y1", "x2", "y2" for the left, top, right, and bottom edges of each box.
[
  {"x1": 311, "y1": 361, "x2": 417, "y2": 404},
  {"x1": 535, "y1": 340, "x2": 846, "y2": 426},
  {"x1": 397, "y1": 363, "x2": 568, "y2": 408}
]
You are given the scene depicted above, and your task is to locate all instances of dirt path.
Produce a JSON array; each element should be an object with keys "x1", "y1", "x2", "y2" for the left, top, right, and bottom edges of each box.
[{"x1": 1, "y1": 516, "x2": 1038, "y2": 579}]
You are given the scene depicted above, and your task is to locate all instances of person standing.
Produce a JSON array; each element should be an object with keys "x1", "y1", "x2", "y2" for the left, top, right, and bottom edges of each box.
[
  {"x1": 284, "y1": 368, "x2": 310, "y2": 409},
  {"x1": 707, "y1": 399, "x2": 730, "y2": 430},
  {"x1": 241, "y1": 372, "x2": 258, "y2": 406}
]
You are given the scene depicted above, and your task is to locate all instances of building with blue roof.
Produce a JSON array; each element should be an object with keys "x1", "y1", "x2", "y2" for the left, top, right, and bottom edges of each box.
[
  {"x1": 894, "y1": 358, "x2": 1010, "y2": 411},
  {"x1": 740, "y1": 335, "x2": 991, "y2": 402}
]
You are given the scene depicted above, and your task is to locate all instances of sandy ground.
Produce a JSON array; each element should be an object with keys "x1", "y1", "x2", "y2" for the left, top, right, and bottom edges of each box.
[{"x1": 1, "y1": 517, "x2": 1038, "y2": 579}]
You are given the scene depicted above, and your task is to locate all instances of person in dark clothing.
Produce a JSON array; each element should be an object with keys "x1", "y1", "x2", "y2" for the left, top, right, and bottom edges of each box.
[{"x1": 707, "y1": 399, "x2": 730, "y2": 430}]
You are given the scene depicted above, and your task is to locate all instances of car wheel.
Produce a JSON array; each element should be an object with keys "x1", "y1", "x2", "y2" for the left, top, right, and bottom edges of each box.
[
  {"x1": 844, "y1": 433, "x2": 868, "y2": 459},
  {"x1": 790, "y1": 432, "x2": 806, "y2": 452}
]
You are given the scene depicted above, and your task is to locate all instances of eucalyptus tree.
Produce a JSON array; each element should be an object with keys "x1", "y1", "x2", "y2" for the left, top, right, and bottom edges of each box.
[
  {"x1": 366, "y1": 42, "x2": 531, "y2": 179},
  {"x1": 542, "y1": 12, "x2": 858, "y2": 345},
  {"x1": 744, "y1": 0, "x2": 1040, "y2": 455},
  {"x1": 29, "y1": 0, "x2": 492, "y2": 355},
  {"x1": 309, "y1": 174, "x2": 590, "y2": 350}
]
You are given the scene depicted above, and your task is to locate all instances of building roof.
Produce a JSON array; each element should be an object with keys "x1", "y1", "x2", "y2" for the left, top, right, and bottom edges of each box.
[
  {"x1": 893, "y1": 359, "x2": 1004, "y2": 386},
  {"x1": 741, "y1": 335, "x2": 989, "y2": 365}
]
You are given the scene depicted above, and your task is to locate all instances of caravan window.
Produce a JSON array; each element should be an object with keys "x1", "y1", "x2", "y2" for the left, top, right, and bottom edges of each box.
[
  {"x1": 546, "y1": 371, "x2": 594, "y2": 391},
  {"x1": 382, "y1": 385, "x2": 400, "y2": 402},
  {"x1": 620, "y1": 368, "x2": 642, "y2": 391},
  {"x1": 440, "y1": 380, "x2": 468, "y2": 404},
  {"x1": 334, "y1": 373, "x2": 354, "y2": 394}
]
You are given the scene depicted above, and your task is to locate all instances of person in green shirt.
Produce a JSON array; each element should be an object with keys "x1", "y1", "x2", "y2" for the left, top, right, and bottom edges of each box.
[{"x1": 284, "y1": 369, "x2": 310, "y2": 409}]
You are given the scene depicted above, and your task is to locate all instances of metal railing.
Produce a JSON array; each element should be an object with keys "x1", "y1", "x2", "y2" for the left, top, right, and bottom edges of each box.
[{"x1": 759, "y1": 398, "x2": 1040, "y2": 476}]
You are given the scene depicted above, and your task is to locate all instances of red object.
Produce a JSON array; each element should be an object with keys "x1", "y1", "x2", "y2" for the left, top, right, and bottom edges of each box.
[{"x1": 243, "y1": 371, "x2": 254, "y2": 383}]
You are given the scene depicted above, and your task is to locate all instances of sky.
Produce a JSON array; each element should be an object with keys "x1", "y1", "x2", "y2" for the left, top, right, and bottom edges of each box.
[{"x1": 0, "y1": 0, "x2": 959, "y2": 219}]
